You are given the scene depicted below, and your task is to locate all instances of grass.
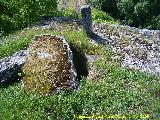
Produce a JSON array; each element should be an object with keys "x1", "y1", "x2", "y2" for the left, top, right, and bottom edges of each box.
[
  {"x1": 0, "y1": 5, "x2": 118, "y2": 59},
  {"x1": 0, "y1": 28, "x2": 109, "y2": 59},
  {"x1": 60, "y1": 7, "x2": 119, "y2": 24},
  {"x1": 0, "y1": 3, "x2": 159, "y2": 117},
  {"x1": 0, "y1": 26, "x2": 160, "y2": 119},
  {"x1": 0, "y1": 63, "x2": 160, "y2": 119},
  {"x1": 92, "y1": 8, "x2": 119, "y2": 24},
  {"x1": 1, "y1": 1, "x2": 159, "y2": 119}
]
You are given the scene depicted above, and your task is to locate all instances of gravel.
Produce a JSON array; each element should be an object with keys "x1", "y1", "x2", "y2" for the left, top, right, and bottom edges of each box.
[{"x1": 92, "y1": 22, "x2": 160, "y2": 76}]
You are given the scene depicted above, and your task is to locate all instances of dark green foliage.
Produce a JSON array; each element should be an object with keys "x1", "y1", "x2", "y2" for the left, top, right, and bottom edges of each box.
[
  {"x1": 133, "y1": 1, "x2": 150, "y2": 26},
  {"x1": 102, "y1": 0, "x2": 118, "y2": 17},
  {"x1": 0, "y1": 0, "x2": 57, "y2": 35},
  {"x1": 150, "y1": 15, "x2": 160, "y2": 29},
  {"x1": 87, "y1": 0, "x2": 102, "y2": 9},
  {"x1": 88, "y1": 0, "x2": 160, "y2": 29}
]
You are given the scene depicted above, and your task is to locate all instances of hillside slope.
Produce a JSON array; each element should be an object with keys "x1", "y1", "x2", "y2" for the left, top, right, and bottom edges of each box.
[{"x1": 0, "y1": 16, "x2": 160, "y2": 119}]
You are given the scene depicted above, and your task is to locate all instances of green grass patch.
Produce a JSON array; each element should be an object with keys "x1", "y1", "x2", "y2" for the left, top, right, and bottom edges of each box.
[
  {"x1": 0, "y1": 23, "x2": 159, "y2": 120},
  {"x1": 0, "y1": 61, "x2": 159, "y2": 119},
  {"x1": 0, "y1": 28, "x2": 110, "y2": 59},
  {"x1": 92, "y1": 8, "x2": 119, "y2": 24}
]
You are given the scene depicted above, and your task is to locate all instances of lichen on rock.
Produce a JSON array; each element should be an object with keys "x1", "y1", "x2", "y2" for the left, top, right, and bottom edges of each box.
[{"x1": 22, "y1": 35, "x2": 78, "y2": 95}]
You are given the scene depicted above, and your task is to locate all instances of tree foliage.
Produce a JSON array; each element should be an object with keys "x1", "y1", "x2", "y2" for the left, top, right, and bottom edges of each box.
[
  {"x1": 88, "y1": 0, "x2": 160, "y2": 29},
  {"x1": 0, "y1": 0, "x2": 57, "y2": 35}
]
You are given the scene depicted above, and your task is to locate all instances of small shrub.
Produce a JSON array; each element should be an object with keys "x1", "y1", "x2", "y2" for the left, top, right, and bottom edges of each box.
[
  {"x1": 0, "y1": 0, "x2": 58, "y2": 35},
  {"x1": 89, "y1": 0, "x2": 160, "y2": 29},
  {"x1": 92, "y1": 8, "x2": 114, "y2": 21},
  {"x1": 61, "y1": 8, "x2": 81, "y2": 19}
]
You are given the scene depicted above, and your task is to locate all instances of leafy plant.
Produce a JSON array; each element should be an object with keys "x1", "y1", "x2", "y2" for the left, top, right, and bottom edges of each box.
[
  {"x1": 88, "y1": 0, "x2": 160, "y2": 29},
  {"x1": 92, "y1": 8, "x2": 115, "y2": 22},
  {"x1": 0, "y1": 0, "x2": 58, "y2": 35}
]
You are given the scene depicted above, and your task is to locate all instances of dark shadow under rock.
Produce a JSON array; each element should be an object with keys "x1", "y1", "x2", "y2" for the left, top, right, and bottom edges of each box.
[
  {"x1": 87, "y1": 32, "x2": 110, "y2": 45},
  {"x1": 0, "y1": 65, "x2": 22, "y2": 88},
  {"x1": 70, "y1": 45, "x2": 89, "y2": 81}
]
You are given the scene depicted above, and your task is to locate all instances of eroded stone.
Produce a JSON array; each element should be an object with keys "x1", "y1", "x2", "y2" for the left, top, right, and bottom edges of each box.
[
  {"x1": 22, "y1": 35, "x2": 78, "y2": 95},
  {"x1": 0, "y1": 50, "x2": 28, "y2": 84}
]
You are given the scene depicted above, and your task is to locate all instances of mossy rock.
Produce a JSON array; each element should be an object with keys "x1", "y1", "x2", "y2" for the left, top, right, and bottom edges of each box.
[{"x1": 22, "y1": 35, "x2": 78, "y2": 95}]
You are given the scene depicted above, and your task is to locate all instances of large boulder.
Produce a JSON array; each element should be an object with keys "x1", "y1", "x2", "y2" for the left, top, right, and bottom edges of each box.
[
  {"x1": 22, "y1": 35, "x2": 78, "y2": 95},
  {"x1": 0, "y1": 50, "x2": 28, "y2": 85}
]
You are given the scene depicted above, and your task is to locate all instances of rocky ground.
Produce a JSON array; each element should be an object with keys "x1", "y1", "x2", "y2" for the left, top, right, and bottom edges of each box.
[
  {"x1": 33, "y1": 16, "x2": 160, "y2": 76},
  {"x1": 92, "y1": 23, "x2": 160, "y2": 75},
  {"x1": 1, "y1": 16, "x2": 160, "y2": 79}
]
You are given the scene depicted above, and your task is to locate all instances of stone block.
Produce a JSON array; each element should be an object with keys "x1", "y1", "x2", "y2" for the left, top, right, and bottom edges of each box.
[{"x1": 22, "y1": 35, "x2": 78, "y2": 95}]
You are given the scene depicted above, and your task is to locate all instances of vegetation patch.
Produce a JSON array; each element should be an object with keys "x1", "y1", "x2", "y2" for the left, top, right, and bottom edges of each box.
[
  {"x1": 88, "y1": 0, "x2": 160, "y2": 29},
  {"x1": 0, "y1": 1, "x2": 160, "y2": 119},
  {"x1": 0, "y1": 23, "x2": 160, "y2": 119}
]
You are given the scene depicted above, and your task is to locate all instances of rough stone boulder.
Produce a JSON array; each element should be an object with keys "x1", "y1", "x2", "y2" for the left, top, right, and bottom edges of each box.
[
  {"x1": 0, "y1": 50, "x2": 28, "y2": 84},
  {"x1": 22, "y1": 35, "x2": 78, "y2": 95}
]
